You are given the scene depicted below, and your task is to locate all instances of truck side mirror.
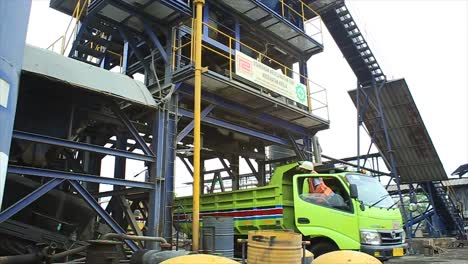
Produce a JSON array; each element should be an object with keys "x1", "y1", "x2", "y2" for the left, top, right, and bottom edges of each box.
[{"x1": 349, "y1": 184, "x2": 358, "y2": 199}]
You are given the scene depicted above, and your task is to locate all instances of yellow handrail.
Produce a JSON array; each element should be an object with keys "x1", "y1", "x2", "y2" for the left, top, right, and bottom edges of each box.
[
  {"x1": 171, "y1": 19, "x2": 328, "y2": 117},
  {"x1": 47, "y1": 0, "x2": 91, "y2": 55},
  {"x1": 47, "y1": 35, "x2": 65, "y2": 51},
  {"x1": 107, "y1": 50, "x2": 124, "y2": 73}
]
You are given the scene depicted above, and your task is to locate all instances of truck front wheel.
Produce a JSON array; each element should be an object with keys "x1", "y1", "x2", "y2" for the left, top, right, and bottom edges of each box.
[{"x1": 309, "y1": 240, "x2": 338, "y2": 258}]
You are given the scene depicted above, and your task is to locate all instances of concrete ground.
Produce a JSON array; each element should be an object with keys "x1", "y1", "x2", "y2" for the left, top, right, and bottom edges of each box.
[{"x1": 387, "y1": 249, "x2": 468, "y2": 264}]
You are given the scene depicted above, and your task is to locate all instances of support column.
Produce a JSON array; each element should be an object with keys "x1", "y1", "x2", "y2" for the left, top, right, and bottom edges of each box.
[
  {"x1": 0, "y1": 0, "x2": 32, "y2": 208},
  {"x1": 192, "y1": 0, "x2": 205, "y2": 252},
  {"x1": 148, "y1": 109, "x2": 165, "y2": 249},
  {"x1": 230, "y1": 155, "x2": 239, "y2": 190},
  {"x1": 162, "y1": 28, "x2": 176, "y2": 243},
  {"x1": 112, "y1": 134, "x2": 127, "y2": 227}
]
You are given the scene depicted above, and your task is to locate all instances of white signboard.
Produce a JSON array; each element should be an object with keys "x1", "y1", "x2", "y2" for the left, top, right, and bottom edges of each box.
[
  {"x1": 235, "y1": 51, "x2": 308, "y2": 106},
  {"x1": 0, "y1": 78, "x2": 10, "y2": 108}
]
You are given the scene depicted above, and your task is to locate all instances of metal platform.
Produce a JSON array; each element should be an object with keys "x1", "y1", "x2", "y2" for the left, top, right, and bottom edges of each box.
[
  {"x1": 305, "y1": 0, "x2": 343, "y2": 14},
  {"x1": 214, "y1": 0, "x2": 323, "y2": 56},
  {"x1": 174, "y1": 67, "x2": 330, "y2": 134},
  {"x1": 50, "y1": 0, "x2": 192, "y2": 29},
  {"x1": 349, "y1": 79, "x2": 448, "y2": 183}
]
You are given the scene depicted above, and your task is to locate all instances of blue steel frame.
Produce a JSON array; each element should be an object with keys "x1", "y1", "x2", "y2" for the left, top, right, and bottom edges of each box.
[
  {"x1": 8, "y1": 0, "x2": 328, "y2": 252},
  {"x1": 1, "y1": 101, "x2": 157, "y2": 252},
  {"x1": 355, "y1": 79, "x2": 413, "y2": 250}
]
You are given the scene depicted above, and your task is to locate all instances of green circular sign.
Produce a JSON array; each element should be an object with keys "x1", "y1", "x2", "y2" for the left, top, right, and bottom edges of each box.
[{"x1": 296, "y1": 84, "x2": 307, "y2": 103}]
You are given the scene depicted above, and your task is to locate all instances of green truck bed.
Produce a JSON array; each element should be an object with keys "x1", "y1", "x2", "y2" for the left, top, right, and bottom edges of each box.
[{"x1": 174, "y1": 163, "x2": 298, "y2": 235}]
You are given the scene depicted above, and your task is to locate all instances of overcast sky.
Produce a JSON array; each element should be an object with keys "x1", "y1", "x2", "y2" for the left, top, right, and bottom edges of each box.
[{"x1": 25, "y1": 0, "x2": 468, "y2": 194}]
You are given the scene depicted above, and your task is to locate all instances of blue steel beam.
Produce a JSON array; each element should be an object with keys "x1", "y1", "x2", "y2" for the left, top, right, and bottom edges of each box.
[
  {"x1": 12, "y1": 130, "x2": 156, "y2": 162},
  {"x1": 178, "y1": 85, "x2": 310, "y2": 136},
  {"x1": 147, "y1": 109, "x2": 165, "y2": 247},
  {"x1": 111, "y1": 104, "x2": 155, "y2": 157},
  {"x1": 163, "y1": 108, "x2": 176, "y2": 241},
  {"x1": 177, "y1": 104, "x2": 215, "y2": 142},
  {"x1": 218, "y1": 158, "x2": 234, "y2": 179},
  {"x1": 142, "y1": 23, "x2": 168, "y2": 63},
  {"x1": 118, "y1": 28, "x2": 152, "y2": 75},
  {"x1": 69, "y1": 180, "x2": 139, "y2": 251},
  {"x1": 243, "y1": 157, "x2": 260, "y2": 182},
  {"x1": 178, "y1": 155, "x2": 193, "y2": 175},
  {"x1": 0, "y1": 178, "x2": 64, "y2": 223},
  {"x1": 178, "y1": 108, "x2": 290, "y2": 146},
  {"x1": 7, "y1": 166, "x2": 154, "y2": 189},
  {"x1": 0, "y1": 0, "x2": 32, "y2": 207}
]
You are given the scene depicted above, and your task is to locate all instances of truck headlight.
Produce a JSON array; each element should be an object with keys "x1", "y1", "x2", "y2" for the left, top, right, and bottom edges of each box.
[
  {"x1": 360, "y1": 231, "x2": 381, "y2": 245},
  {"x1": 402, "y1": 230, "x2": 406, "y2": 244}
]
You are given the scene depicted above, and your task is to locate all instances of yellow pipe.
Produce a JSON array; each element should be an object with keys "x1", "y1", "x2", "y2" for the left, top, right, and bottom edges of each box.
[{"x1": 192, "y1": 0, "x2": 205, "y2": 252}]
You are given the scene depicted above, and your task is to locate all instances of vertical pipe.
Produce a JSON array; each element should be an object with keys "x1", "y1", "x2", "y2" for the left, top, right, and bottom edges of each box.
[
  {"x1": 0, "y1": 0, "x2": 32, "y2": 208},
  {"x1": 356, "y1": 81, "x2": 361, "y2": 171},
  {"x1": 192, "y1": 0, "x2": 205, "y2": 252}
]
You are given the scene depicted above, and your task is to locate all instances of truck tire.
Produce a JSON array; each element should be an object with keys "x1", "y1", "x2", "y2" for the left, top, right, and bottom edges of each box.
[{"x1": 309, "y1": 241, "x2": 338, "y2": 258}]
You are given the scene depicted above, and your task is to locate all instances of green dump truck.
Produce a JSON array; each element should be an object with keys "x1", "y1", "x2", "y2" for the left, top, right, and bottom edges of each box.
[{"x1": 175, "y1": 163, "x2": 407, "y2": 259}]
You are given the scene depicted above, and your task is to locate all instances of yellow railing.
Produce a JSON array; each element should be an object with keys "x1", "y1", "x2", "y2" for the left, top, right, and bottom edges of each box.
[
  {"x1": 278, "y1": 0, "x2": 323, "y2": 43},
  {"x1": 47, "y1": 0, "x2": 123, "y2": 72},
  {"x1": 172, "y1": 19, "x2": 329, "y2": 120},
  {"x1": 47, "y1": 0, "x2": 90, "y2": 55}
]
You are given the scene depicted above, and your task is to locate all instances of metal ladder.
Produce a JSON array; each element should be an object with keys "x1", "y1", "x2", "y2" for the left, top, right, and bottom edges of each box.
[{"x1": 321, "y1": 3, "x2": 385, "y2": 86}]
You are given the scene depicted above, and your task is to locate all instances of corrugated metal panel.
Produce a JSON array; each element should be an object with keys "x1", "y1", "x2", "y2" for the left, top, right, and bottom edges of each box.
[
  {"x1": 22, "y1": 45, "x2": 156, "y2": 108},
  {"x1": 349, "y1": 79, "x2": 447, "y2": 183}
]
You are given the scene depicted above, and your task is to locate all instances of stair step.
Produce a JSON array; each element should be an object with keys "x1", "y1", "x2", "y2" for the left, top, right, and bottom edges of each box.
[
  {"x1": 82, "y1": 31, "x2": 111, "y2": 47},
  {"x1": 71, "y1": 55, "x2": 101, "y2": 66},
  {"x1": 335, "y1": 6, "x2": 349, "y2": 16},
  {"x1": 76, "y1": 44, "x2": 105, "y2": 59},
  {"x1": 339, "y1": 15, "x2": 353, "y2": 24},
  {"x1": 344, "y1": 23, "x2": 357, "y2": 31},
  {"x1": 348, "y1": 31, "x2": 362, "y2": 39}
]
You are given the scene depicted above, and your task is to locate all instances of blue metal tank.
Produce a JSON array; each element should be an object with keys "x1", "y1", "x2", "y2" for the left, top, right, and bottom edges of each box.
[{"x1": 0, "y1": 0, "x2": 32, "y2": 207}]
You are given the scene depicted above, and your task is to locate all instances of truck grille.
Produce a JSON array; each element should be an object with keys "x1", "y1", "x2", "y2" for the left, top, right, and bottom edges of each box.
[{"x1": 379, "y1": 230, "x2": 404, "y2": 245}]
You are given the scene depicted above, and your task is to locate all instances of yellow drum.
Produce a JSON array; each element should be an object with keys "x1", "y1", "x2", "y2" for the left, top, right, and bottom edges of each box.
[
  {"x1": 314, "y1": 250, "x2": 382, "y2": 264},
  {"x1": 160, "y1": 254, "x2": 238, "y2": 264},
  {"x1": 247, "y1": 230, "x2": 303, "y2": 264}
]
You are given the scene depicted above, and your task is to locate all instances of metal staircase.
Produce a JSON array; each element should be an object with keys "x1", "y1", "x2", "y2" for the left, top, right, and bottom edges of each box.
[
  {"x1": 425, "y1": 181, "x2": 466, "y2": 238},
  {"x1": 321, "y1": 1, "x2": 466, "y2": 238},
  {"x1": 68, "y1": 18, "x2": 117, "y2": 67},
  {"x1": 321, "y1": 3, "x2": 385, "y2": 86}
]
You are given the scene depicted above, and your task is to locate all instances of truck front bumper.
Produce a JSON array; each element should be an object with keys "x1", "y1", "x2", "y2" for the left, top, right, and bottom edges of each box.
[{"x1": 361, "y1": 243, "x2": 408, "y2": 259}]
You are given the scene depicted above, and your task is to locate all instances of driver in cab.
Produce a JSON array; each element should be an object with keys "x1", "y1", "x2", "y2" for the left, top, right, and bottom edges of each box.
[{"x1": 298, "y1": 161, "x2": 345, "y2": 207}]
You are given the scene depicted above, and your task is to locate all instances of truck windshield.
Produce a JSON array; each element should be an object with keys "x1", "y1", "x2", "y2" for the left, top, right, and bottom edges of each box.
[{"x1": 346, "y1": 174, "x2": 394, "y2": 208}]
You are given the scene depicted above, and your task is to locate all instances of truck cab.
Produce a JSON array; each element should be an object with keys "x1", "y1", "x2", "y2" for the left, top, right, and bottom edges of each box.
[{"x1": 293, "y1": 171, "x2": 407, "y2": 259}]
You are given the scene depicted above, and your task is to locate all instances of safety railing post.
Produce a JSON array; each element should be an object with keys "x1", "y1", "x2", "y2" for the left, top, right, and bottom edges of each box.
[
  {"x1": 306, "y1": 80, "x2": 312, "y2": 113},
  {"x1": 229, "y1": 37, "x2": 232, "y2": 80}
]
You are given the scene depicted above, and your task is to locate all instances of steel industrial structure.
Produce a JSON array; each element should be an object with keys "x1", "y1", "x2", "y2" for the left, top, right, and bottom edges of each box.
[
  {"x1": 0, "y1": 0, "x2": 465, "y2": 257},
  {"x1": 0, "y1": 0, "x2": 335, "y2": 254}
]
